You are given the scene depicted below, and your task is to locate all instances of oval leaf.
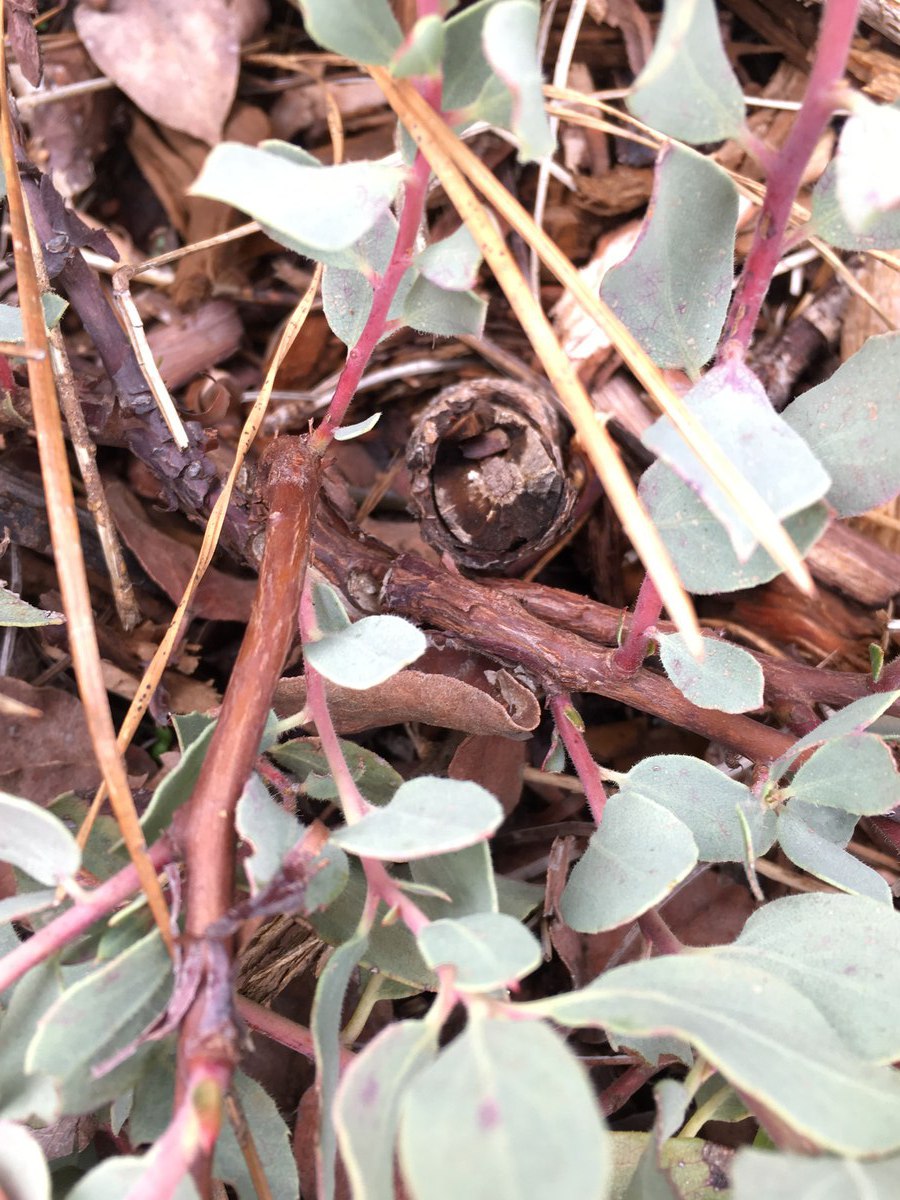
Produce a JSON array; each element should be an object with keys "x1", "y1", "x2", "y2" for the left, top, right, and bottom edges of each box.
[
  {"x1": 533, "y1": 954, "x2": 900, "y2": 1155},
  {"x1": 640, "y1": 463, "x2": 829, "y2": 595},
  {"x1": 294, "y1": 0, "x2": 403, "y2": 65},
  {"x1": 732, "y1": 1147, "x2": 900, "y2": 1198},
  {"x1": 601, "y1": 144, "x2": 738, "y2": 377},
  {"x1": 560, "y1": 792, "x2": 698, "y2": 933},
  {"x1": 26, "y1": 931, "x2": 173, "y2": 1115},
  {"x1": 335, "y1": 1020, "x2": 437, "y2": 1200},
  {"x1": 65, "y1": 1157, "x2": 199, "y2": 1200},
  {"x1": 331, "y1": 777, "x2": 504, "y2": 864},
  {"x1": 305, "y1": 614, "x2": 427, "y2": 690},
  {"x1": 731, "y1": 892, "x2": 900, "y2": 1064},
  {"x1": 482, "y1": 1, "x2": 555, "y2": 161},
  {"x1": 417, "y1": 913, "x2": 541, "y2": 992},
  {"x1": 627, "y1": 0, "x2": 745, "y2": 143},
  {"x1": 398, "y1": 1016, "x2": 611, "y2": 1200},
  {"x1": 391, "y1": 15, "x2": 445, "y2": 78},
  {"x1": 415, "y1": 224, "x2": 483, "y2": 291},
  {"x1": 401, "y1": 276, "x2": 487, "y2": 338},
  {"x1": 618, "y1": 755, "x2": 775, "y2": 863},
  {"x1": 811, "y1": 160, "x2": 900, "y2": 250},
  {"x1": 332, "y1": 777, "x2": 503, "y2": 861},
  {"x1": 658, "y1": 633, "x2": 764, "y2": 713},
  {"x1": 0, "y1": 792, "x2": 80, "y2": 886},
  {"x1": 213, "y1": 1072, "x2": 299, "y2": 1200},
  {"x1": 312, "y1": 931, "x2": 370, "y2": 1200},
  {"x1": 643, "y1": 360, "x2": 830, "y2": 560},
  {"x1": 0, "y1": 1120, "x2": 50, "y2": 1200},
  {"x1": 787, "y1": 733, "x2": 900, "y2": 816},
  {"x1": 776, "y1": 801, "x2": 890, "y2": 904},
  {"x1": 191, "y1": 145, "x2": 404, "y2": 255},
  {"x1": 834, "y1": 97, "x2": 900, "y2": 235},
  {"x1": 770, "y1": 690, "x2": 900, "y2": 781},
  {"x1": 783, "y1": 332, "x2": 900, "y2": 517}
]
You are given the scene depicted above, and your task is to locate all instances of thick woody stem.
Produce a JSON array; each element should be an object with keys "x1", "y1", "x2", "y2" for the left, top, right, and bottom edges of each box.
[{"x1": 177, "y1": 436, "x2": 320, "y2": 1193}]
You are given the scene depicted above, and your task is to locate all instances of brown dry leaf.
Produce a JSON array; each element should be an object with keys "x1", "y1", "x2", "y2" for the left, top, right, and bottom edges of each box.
[
  {"x1": 146, "y1": 300, "x2": 243, "y2": 391},
  {"x1": 18, "y1": 42, "x2": 114, "y2": 198},
  {"x1": 449, "y1": 734, "x2": 526, "y2": 816},
  {"x1": 574, "y1": 166, "x2": 653, "y2": 217},
  {"x1": 274, "y1": 649, "x2": 540, "y2": 737},
  {"x1": 106, "y1": 481, "x2": 256, "y2": 622},
  {"x1": 0, "y1": 678, "x2": 148, "y2": 803},
  {"x1": 588, "y1": 0, "x2": 653, "y2": 74},
  {"x1": 74, "y1": 0, "x2": 240, "y2": 145}
]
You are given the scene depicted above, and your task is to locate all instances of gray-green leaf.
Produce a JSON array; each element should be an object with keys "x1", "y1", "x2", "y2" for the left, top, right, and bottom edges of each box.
[
  {"x1": 783, "y1": 332, "x2": 900, "y2": 517},
  {"x1": 401, "y1": 276, "x2": 487, "y2": 338},
  {"x1": 305, "y1": 614, "x2": 427, "y2": 690},
  {"x1": 292, "y1": 0, "x2": 403, "y2": 65},
  {"x1": 643, "y1": 360, "x2": 830, "y2": 558},
  {"x1": 729, "y1": 892, "x2": 900, "y2": 1064},
  {"x1": 530, "y1": 954, "x2": 900, "y2": 1154},
  {"x1": 331, "y1": 777, "x2": 503, "y2": 861},
  {"x1": 25, "y1": 931, "x2": 172, "y2": 1115},
  {"x1": 732, "y1": 1148, "x2": 900, "y2": 1199},
  {"x1": 640, "y1": 462, "x2": 829, "y2": 595},
  {"x1": 658, "y1": 633, "x2": 764, "y2": 713},
  {"x1": 398, "y1": 1015, "x2": 611, "y2": 1200},
  {"x1": 560, "y1": 792, "x2": 698, "y2": 933},
  {"x1": 336, "y1": 1020, "x2": 437, "y2": 1200},
  {"x1": 482, "y1": 0, "x2": 554, "y2": 161},
  {"x1": 601, "y1": 145, "x2": 738, "y2": 377},
  {"x1": 191, "y1": 145, "x2": 403, "y2": 255},
  {"x1": 786, "y1": 733, "x2": 900, "y2": 816},
  {"x1": 618, "y1": 755, "x2": 775, "y2": 863},
  {"x1": 627, "y1": 0, "x2": 745, "y2": 143},
  {"x1": 0, "y1": 1120, "x2": 50, "y2": 1200},
  {"x1": 776, "y1": 801, "x2": 890, "y2": 904},
  {"x1": 0, "y1": 792, "x2": 80, "y2": 886},
  {"x1": 417, "y1": 913, "x2": 541, "y2": 992}
]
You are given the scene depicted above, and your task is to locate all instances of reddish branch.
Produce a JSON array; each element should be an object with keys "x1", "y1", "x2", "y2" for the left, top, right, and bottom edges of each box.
[
  {"x1": 613, "y1": 573, "x2": 664, "y2": 675},
  {"x1": 550, "y1": 694, "x2": 608, "y2": 823},
  {"x1": 313, "y1": 76, "x2": 441, "y2": 448},
  {"x1": 0, "y1": 836, "x2": 176, "y2": 995},
  {"x1": 721, "y1": 0, "x2": 863, "y2": 355},
  {"x1": 176, "y1": 436, "x2": 320, "y2": 1191},
  {"x1": 182, "y1": 438, "x2": 319, "y2": 939},
  {"x1": 384, "y1": 554, "x2": 795, "y2": 763}
]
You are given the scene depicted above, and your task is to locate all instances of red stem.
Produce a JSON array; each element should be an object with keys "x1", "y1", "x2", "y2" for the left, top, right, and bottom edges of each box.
[
  {"x1": 236, "y1": 995, "x2": 354, "y2": 1067},
  {"x1": 549, "y1": 693, "x2": 608, "y2": 824},
  {"x1": 313, "y1": 78, "x2": 441, "y2": 449},
  {"x1": 0, "y1": 837, "x2": 175, "y2": 995},
  {"x1": 637, "y1": 907, "x2": 684, "y2": 956},
  {"x1": 720, "y1": 0, "x2": 861, "y2": 356},
  {"x1": 612, "y1": 572, "x2": 663, "y2": 675},
  {"x1": 123, "y1": 1059, "x2": 230, "y2": 1200},
  {"x1": 300, "y1": 585, "x2": 430, "y2": 936}
]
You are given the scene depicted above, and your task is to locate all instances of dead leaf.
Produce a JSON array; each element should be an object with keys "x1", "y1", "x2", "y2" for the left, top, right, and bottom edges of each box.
[
  {"x1": 274, "y1": 649, "x2": 541, "y2": 737},
  {"x1": 146, "y1": 300, "x2": 243, "y2": 391},
  {"x1": 449, "y1": 734, "x2": 525, "y2": 816},
  {"x1": 106, "y1": 481, "x2": 256, "y2": 622},
  {"x1": 75, "y1": 0, "x2": 240, "y2": 145},
  {"x1": 0, "y1": 678, "x2": 150, "y2": 803}
]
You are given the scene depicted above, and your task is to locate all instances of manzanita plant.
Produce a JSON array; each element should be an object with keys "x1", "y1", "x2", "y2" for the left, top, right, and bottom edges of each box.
[{"x1": 2, "y1": 1, "x2": 900, "y2": 1199}]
